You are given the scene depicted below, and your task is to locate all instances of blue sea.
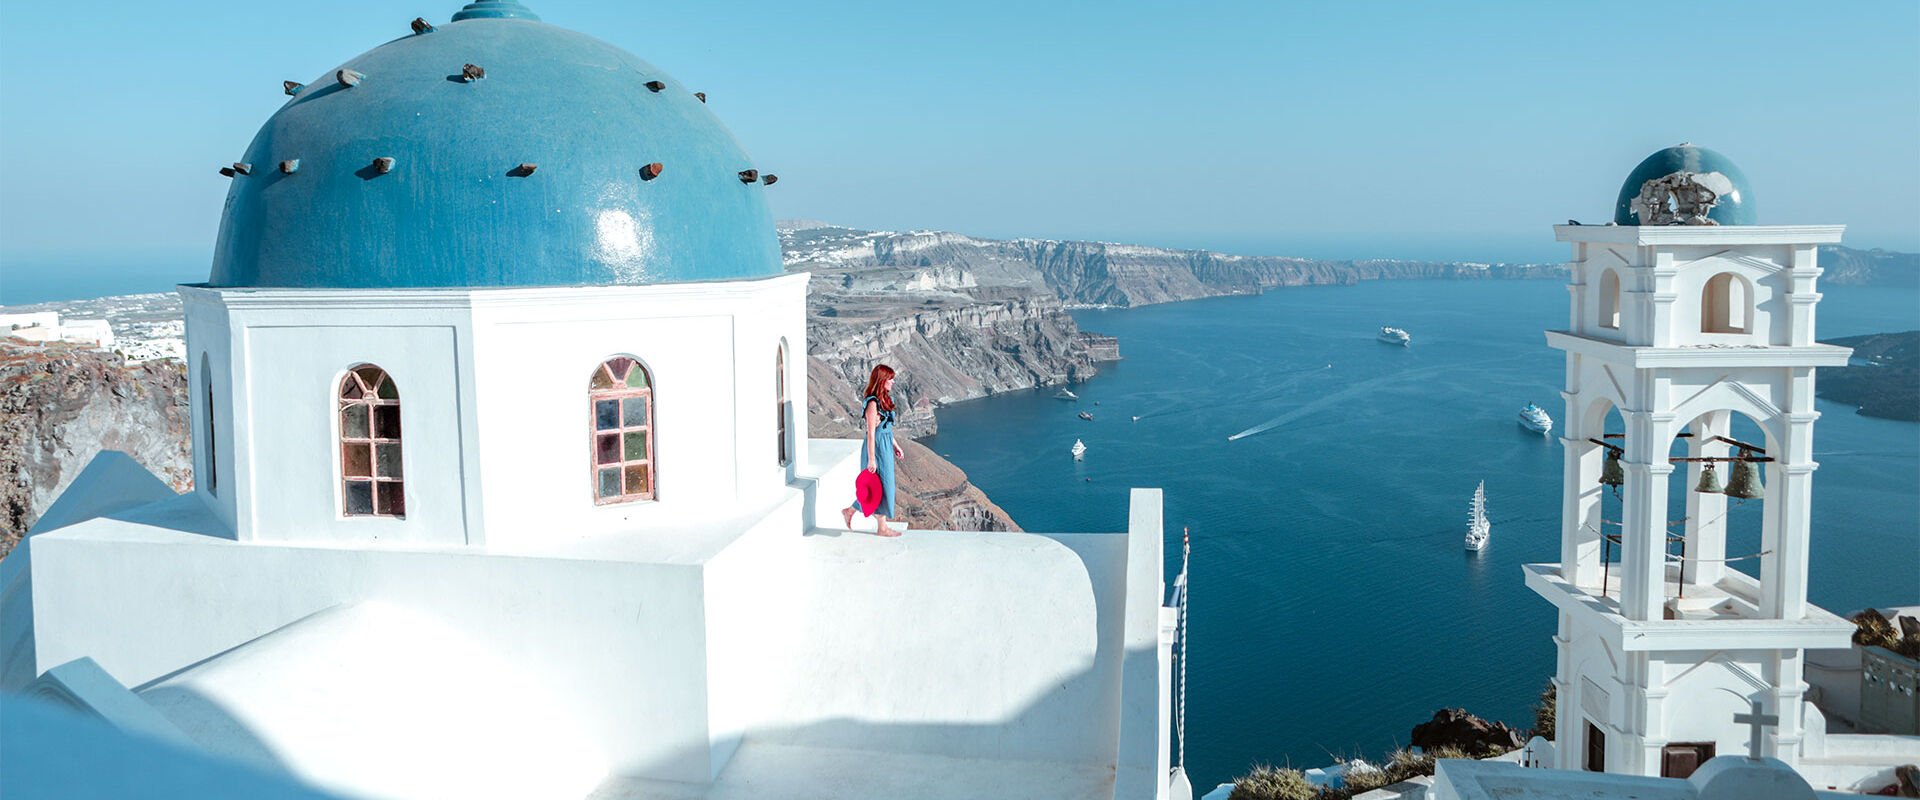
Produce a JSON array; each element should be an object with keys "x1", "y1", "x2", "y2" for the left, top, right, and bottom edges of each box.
[{"x1": 922, "y1": 279, "x2": 1920, "y2": 791}]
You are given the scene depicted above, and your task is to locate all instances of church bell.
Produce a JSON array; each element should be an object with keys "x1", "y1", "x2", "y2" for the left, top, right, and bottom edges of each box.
[
  {"x1": 1600, "y1": 448, "x2": 1625, "y2": 489},
  {"x1": 1693, "y1": 461, "x2": 1723, "y2": 494},
  {"x1": 1723, "y1": 450, "x2": 1764, "y2": 500}
]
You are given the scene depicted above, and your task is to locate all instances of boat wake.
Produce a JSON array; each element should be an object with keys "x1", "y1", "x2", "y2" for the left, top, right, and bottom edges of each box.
[
  {"x1": 1137, "y1": 363, "x2": 1333, "y2": 422},
  {"x1": 1227, "y1": 360, "x2": 1486, "y2": 441}
]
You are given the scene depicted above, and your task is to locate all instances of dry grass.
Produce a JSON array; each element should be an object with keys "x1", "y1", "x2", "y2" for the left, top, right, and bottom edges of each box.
[{"x1": 1227, "y1": 764, "x2": 1316, "y2": 800}]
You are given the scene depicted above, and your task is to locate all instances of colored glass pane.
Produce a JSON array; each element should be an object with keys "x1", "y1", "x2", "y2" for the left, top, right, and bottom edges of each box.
[
  {"x1": 375, "y1": 443, "x2": 403, "y2": 478},
  {"x1": 609, "y1": 357, "x2": 634, "y2": 380},
  {"x1": 590, "y1": 367, "x2": 614, "y2": 390},
  {"x1": 597, "y1": 434, "x2": 620, "y2": 465},
  {"x1": 624, "y1": 431, "x2": 648, "y2": 461},
  {"x1": 625, "y1": 367, "x2": 648, "y2": 388},
  {"x1": 625, "y1": 464, "x2": 649, "y2": 495},
  {"x1": 341, "y1": 380, "x2": 363, "y2": 400},
  {"x1": 595, "y1": 399, "x2": 619, "y2": 430},
  {"x1": 373, "y1": 406, "x2": 402, "y2": 439},
  {"x1": 376, "y1": 482, "x2": 405, "y2": 516},
  {"x1": 376, "y1": 376, "x2": 399, "y2": 399},
  {"x1": 345, "y1": 481, "x2": 374, "y2": 515},
  {"x1": 343, "y1": 444, "x2": 372, "y2": 477},
  {"x1": 343, "y1": 405, "x2": 369, "y2": 438},
  {"x1": 622, "y1": 398, "x2": 648, "y2": 427},
  {"x1": 598, "y1": 467, "x2": 621, "y2": 498},
  {"x1": 354, "y1": 366, "x2": 383, "y2": 385}
]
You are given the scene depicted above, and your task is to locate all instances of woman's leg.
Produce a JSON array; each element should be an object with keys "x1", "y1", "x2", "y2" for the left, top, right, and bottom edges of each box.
[
  {"x1": 876, "y1": 514, "x2": 900, "y2": 537},
  {"x1": 842, "y1": 504, "x2": 856, "y2": 529}
]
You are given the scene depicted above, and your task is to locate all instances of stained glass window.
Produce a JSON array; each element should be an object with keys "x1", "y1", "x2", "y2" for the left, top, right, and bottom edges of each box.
[
  {"x1": 203, "y1": 354, "x2": 217, "y2": 496},
  {"x1": 340, "y1": 365, "x2": 404, "y2": 517},
  {"x1": 590, "y1": 356, "x2": 655, "y2": 503},
  {"x1": 776, "y1": 343, "x2": 790, "y2": 467}
]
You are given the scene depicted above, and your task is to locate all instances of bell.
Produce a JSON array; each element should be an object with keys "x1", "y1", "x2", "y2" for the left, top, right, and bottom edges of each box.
[
  {"x1": 1600, "y1": 449, "x2": 1625, "y2": 488},
  {"x1": 1693, "y1": 461, "x2": 1723, "y2": 494},
  {"x1": 1723, "y1": 450, "x2": 1763, "y2": 500}
]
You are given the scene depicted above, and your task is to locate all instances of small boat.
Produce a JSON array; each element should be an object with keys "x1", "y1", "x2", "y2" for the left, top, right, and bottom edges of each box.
[
  {"x1": 1518, "y1": 402, "x2": 1553, "y2": 435},
  {"x1": 1054, "y1": 388, "x2": 1079, "y2": 400},
  {"x1": 1078, "y1": 411, "x2": 1094, "y2": 421},
  {"x1": 1071, "y1": 439, "x2": 1086, "y2": 460},
  {"x1": 1465, "y1": 481, "x2": 1490, "y2": 552},
  {"x1": 1131, "y1": 415, "x2": 1140, "y2": 422},
  {"x1": 1378, "y1": 326, "x2": 1410, "y2": 346}
]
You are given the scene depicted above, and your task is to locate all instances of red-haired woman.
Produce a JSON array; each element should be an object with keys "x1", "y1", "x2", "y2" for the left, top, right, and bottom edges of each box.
[{"x1": 842, "y1": 364, "x2": 905, "y2": 536}]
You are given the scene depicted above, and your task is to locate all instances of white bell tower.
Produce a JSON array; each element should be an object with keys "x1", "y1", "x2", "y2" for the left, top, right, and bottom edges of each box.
[{"x1": 1524, "y1": 145, "x2": 1857, "y2": 779}]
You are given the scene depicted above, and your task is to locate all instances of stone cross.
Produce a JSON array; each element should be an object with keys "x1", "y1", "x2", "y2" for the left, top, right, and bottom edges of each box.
[{"x1": 1733, "y1": 698, "x2": 1779, "y2": 759}]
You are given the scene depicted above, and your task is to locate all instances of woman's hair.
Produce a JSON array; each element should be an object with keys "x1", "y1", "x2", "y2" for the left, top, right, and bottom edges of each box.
[{"x1": 862, "y1": 364, "x2": 896, "y2": 411}]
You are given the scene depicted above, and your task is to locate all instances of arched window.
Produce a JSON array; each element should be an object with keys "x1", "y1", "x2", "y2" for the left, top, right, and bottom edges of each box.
[
  {"x1": 202, "y1": 354, "x2": 217, "y2": 496},
  {"x1": 1598, "y1": 269, "x2": 1621, "y2": 330},
  {"x1": 776, "y1": 342, "x2": 790, "y2": 467},
  {"x1": 590, "y1": 356, "x2": 655, "y2": 503},
  {"x1": 339, "y1": 365, "x2": 404, "y2": 517},
  {"x1": 1701, "y1": 273, "x2": 1750, "y2": 334}
]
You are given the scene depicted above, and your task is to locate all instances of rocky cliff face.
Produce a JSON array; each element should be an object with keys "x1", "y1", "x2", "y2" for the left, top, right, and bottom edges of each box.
[
  {"x1": 782, "y1": 223, "x2": 1564, "y2": 308},
  {"x1": 1820, "y1": 331, "x2": 1920, "y2": 422},
  {"x1": 805, "y1": 296, "x2": 1109, "y2": 438},
  {"x1": 1, "y1": 340, "x2": 192, "y2": 552},
  {"x1": 1818, "y1": 247, "x2": 1920, "y2": 288}
]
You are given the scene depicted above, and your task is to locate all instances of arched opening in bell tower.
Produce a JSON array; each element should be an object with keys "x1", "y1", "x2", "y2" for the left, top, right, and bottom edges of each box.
[
  {"x1": 1660, "y1": 409, "x2": 1774, "y2": 618},
  {"x1": 1598, "y1": 268, "x2": 1622, "y2": 330},
  {"x1": 1701, "y1": 272, "x2": 1753, "y2": 334}
]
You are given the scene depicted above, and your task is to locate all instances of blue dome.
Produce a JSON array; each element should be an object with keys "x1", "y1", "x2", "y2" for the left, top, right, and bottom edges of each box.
[
  {"x1": 210, "y1": 2, "x2": 782, "y2": 289},
  {"x1": 1613, "y1": 144, "x2": 1755, "y2": 226}
]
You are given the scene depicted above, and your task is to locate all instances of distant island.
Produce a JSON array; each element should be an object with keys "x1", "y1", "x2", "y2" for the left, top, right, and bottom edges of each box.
[{"x1": 1820, "y1": 331, "x2": 1920, "y2": 421}]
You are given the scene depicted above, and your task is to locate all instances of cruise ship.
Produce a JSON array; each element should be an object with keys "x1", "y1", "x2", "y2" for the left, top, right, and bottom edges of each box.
[
  {"x1": 1518, "y1": 402, "x2": 1553, "y2": 435},
  {"x1": 1377, "y1": 326, "x2": 1410, "y2": 346}
]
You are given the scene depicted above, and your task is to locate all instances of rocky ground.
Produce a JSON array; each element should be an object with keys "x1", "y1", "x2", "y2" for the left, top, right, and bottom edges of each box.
[{"x1": 1, "y1": 340, "x2": 191, "y2": 558}]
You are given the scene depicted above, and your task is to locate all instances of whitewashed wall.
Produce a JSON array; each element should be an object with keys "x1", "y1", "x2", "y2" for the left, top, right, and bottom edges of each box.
[{"x1": 181, "y1": 274, "x2": 808, "y2": 548}]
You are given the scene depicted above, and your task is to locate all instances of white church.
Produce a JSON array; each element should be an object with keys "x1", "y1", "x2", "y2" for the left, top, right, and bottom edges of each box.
[{"x1": 0, "y1": 3, "x2": 1190, "y2": 798}]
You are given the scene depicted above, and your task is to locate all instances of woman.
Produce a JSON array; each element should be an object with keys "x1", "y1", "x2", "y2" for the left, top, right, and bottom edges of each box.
[{"x1": 842, "y1": 364, "x2": 906, "y2": 536}]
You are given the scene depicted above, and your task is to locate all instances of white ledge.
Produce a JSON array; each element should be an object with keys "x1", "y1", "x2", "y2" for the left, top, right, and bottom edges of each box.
[
  {"x1": 1553, "y1": 224, "x2": 1846, "y2": 245},
  {"x1": 1544, "y1": 330, "x2": 1853, "y2": 367},
  {"x1": 1523, "y1": 563, "x2": 1854, "y2": 653}
]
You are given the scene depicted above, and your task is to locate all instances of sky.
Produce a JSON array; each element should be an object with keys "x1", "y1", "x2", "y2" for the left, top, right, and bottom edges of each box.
[{"x1": 1, "y1": 0, "x2": 1916, "y2": 301}]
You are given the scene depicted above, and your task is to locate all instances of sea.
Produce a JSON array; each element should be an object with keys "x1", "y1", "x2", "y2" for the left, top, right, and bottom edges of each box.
[{"x1": 921, "y1": 278, "x2": 1920, "y2": 791}]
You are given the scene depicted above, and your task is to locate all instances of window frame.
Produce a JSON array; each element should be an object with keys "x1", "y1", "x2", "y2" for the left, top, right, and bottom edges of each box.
[
  {"x1": 589, "y1": 356, "x2": 657, "y2": 505},
  {"x1": 776, "y1": 341, "x2": 790, "y2": 468},
  {"x1": 337, "y1": 364, "x2": 406, "y2": 519},
  {"x1": 202, "y1": 354, "x2": 217, "y2": 497}
]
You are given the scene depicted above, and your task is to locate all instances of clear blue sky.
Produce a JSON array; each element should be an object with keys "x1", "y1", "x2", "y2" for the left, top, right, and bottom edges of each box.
[{"x1": 2, "y1": 0, "x2": 1916, "y2": 298}]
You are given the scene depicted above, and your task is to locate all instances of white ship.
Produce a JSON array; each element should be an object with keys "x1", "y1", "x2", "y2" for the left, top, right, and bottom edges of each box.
[
  {"x1": 1377, "y1": 326, "x2": 1410, "y2": 346},
  {"x1": 1054, "y1": 388, "x2": 1079, "y2": 400},
  {"x1": 1071, "y1": 439, "x2": 1086, "y2": 460},
  {"x1": 1465, "y1": 481, "x2": 1490, "y2": 552},
  {"x1": 1517, "y1": 402, "x2": 1553, "y2": 435}
]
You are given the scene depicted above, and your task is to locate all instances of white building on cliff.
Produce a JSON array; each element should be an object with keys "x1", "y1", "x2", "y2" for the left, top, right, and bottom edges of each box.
[{"x1": 0, "y1": 3, "x2": 1187, "y2": 798}]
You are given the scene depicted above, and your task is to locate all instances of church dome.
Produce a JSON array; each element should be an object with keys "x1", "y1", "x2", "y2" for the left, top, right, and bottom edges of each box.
[
  {"x1": 1613, "y1": 143, "x2": 1756, "y2": 226},
  {"x1": 210, "y1": 0, "x2": 782, "y2": 289}
]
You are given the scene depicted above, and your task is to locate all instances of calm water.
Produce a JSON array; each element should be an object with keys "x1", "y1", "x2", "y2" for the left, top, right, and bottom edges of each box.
[{"x1": 922, "y1": 279, "x2": 1920, "y2": 790}]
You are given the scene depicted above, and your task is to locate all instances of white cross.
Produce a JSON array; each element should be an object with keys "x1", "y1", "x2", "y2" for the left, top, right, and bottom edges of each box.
[{"x1": 1733, "y1": 698, "x2": 1779, "y2": 760}]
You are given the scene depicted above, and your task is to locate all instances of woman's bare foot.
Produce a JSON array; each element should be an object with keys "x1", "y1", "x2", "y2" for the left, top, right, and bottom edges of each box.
[
  {"x1": 841, "y1": 506, "x2": 856, "y2": 529},
  {"x1": 875, "y1": 523, "x2": 902, "y2": 538}
]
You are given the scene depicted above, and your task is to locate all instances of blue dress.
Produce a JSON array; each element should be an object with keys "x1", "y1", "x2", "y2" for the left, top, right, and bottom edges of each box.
[{"x1": 857, "y1": 395, "x2": 897, "y2": 518}]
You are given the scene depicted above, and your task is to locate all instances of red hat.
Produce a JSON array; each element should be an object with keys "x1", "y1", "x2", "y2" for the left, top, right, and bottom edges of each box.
[{"x1": 855, "y1": 470, "x2": 884, "y2": 517}]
